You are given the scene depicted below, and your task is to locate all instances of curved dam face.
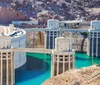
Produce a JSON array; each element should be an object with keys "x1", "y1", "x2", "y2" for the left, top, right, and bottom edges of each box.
[{"x1": 11, "y1": 30, "x2": 27, "y2": 69}]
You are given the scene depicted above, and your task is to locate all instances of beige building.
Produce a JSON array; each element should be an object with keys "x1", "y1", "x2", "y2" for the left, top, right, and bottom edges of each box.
[{"x1": 51, "y1": 37, "x2": 74, "y2": 77}]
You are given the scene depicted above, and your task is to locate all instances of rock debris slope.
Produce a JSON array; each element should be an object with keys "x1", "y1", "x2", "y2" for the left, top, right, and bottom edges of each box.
[{"x1": 42, "y1": 66, "x2": 100, "y2": 85}]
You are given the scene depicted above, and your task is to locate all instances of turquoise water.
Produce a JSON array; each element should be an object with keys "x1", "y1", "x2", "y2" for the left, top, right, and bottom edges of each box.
[
  {"x1": 15, "y1": 52, "x2": 100, "y2": 85},
  {"x1": 75, "y1": 52, "x2": 100, "y2": 68}
]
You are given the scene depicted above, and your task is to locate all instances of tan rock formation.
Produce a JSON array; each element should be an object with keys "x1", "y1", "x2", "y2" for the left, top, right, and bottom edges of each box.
[
  {"x1": 0, "y1": 7, "x2": 23, "y2": 23},
  {"x1": 42, "y1": 66, "x2": 100, "y2": 85}
]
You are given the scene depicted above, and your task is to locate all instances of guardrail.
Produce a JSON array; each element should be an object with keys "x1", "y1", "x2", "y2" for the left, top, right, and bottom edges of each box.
[
  {"x1": 13, "y1": 48, "x2": 53, "y2": 54},
  {"x1": 24, "y1": 28, "x2": 89, "y2": 32}
]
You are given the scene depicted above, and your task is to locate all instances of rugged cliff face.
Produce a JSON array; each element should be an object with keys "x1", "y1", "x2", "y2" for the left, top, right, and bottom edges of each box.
[
  {"x1": 0, "y1": 7, "x2": 21, "y2": 24},
  {"x1": 0, "y1": 0, "x2": 100, "y2": 24}
]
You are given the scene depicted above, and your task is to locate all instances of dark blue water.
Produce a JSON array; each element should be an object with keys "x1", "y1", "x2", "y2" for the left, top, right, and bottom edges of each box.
[{"x1": 15, "y1": 53, "x2": 51, "y2": 85}]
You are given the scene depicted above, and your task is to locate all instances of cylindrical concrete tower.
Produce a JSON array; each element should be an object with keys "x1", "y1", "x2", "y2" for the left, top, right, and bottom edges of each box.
[
  {"x1": 45, "y1": 19, "x2": 60, "y2": 49},
  {"x1": 51, "y1": 37, "x2": 74, "y2": 77},
  {"x1": 88, "y1": 20, "x2": 100, "y2": 57},
  {"x1": 0, "y1": 36, "x2": 14, "y2": 85},
  {"x1": 0, "y1": 25, "x2": 27, "y2": 69}
]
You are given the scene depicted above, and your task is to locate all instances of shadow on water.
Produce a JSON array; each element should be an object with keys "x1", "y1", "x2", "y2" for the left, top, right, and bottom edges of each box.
[{"x1": 15, "y1": 56, "x2": 49, "y2": 83}]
